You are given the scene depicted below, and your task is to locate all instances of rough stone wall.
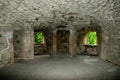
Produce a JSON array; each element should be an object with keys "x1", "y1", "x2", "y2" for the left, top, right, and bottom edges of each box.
[
  {"x1": 34, "y1": 45, "x2": 47, "y2": 55},
  {"x1": 13, "y1": 30, "x2": 34, "y2": 61},
  {"x1": 0, "y1": 27, "x2": 13, "y2": 67},
  {"x1": 0, "y1": 0, "x2": 120, "y2": 65},
  {"x1": 0, "y1": 27, "x2": 34, "y2": 65},
  {"x1": 0, "y1": 0, "x2": 115, "y2": 27},
  {"x1": 99, "y1": 0, "x2": 120, "y2": 65}
]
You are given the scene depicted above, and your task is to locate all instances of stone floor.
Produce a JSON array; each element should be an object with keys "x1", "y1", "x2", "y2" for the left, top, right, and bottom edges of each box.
[{"x1": 0, "y1": 55, "x2": 120, "y2": 80}]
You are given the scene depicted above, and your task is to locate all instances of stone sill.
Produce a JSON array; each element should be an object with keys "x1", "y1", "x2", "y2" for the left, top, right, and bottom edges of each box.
[{"x1": 83, "y1": 44, "x2": 98, "y2": 47}]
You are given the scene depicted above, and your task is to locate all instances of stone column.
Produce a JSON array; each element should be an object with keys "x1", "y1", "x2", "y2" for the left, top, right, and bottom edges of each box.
[
  {"x1": 69, "y1": 30, "x2": 74, "y2": 56},
  {"x1": 100, "y1": 30, "x2": 109, "y2": 60},
  {"x1": 22, "y1": 31, "x2": 33, "y2": 59},
  {"x1": 53, "y1": 30, "x2": 57, "y2": 55},
  {"x1": 9, "y1": 31, "x2": 14, "y2": 63},
  {"x1": 30, "y1": 30, "x2": 34, "y2": 59}
]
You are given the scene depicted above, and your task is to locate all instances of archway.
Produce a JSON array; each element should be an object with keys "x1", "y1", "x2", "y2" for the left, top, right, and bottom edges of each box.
[
  {"x1": 34, "y1": 30, "x2": 47, "y2": 55},
  {"x1": 52, "y1": 26, "x2": 75, "y2": 56},
  {"x1": 83, "y1": 31, "x2": 98, "y2": 55},
  {"x1": 77, "y1": 27, "x2": 101, "y2": 56},
  {"x1": 57, "y1": 30, "x2": 70, "y2": 55}
]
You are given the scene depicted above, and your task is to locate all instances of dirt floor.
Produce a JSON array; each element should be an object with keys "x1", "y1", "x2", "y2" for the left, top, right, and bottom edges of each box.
[{"x1": 0, "y1": 55, "x2": 120, "y2": 80}]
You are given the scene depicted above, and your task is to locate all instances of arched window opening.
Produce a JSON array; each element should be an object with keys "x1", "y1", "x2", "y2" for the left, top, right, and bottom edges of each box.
[
  {"x1": 87, "y1": 32, "x2": 97, "y2": 45},
  {"x1": 83, "y1": 31, "x2": 98, "y2": 56},
  {"x1": 34, "y1": 32, "x2": 45, "y2": 45},
  {"x1": 34, "y1": 32, "x2": 47, "y2": 55}
]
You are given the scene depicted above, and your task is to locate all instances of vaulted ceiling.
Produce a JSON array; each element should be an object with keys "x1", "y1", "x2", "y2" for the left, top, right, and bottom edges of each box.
[{"x1": 0, "y1": 0, "x2": 119, "y2": 29}]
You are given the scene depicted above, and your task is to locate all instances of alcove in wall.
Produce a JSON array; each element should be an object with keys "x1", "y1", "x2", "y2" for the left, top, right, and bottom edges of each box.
[
  {"x1": 34, "y1": 30, "x2": 47, "y2": 55},
  {"x1": 77, "y1": 27, "x2": 101, "y2": 56}
]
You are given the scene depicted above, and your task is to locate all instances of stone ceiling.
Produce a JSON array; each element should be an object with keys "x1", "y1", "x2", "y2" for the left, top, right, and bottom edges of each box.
[{"x1": 0, "y1": 0, "x2": 119, "y2": 29}]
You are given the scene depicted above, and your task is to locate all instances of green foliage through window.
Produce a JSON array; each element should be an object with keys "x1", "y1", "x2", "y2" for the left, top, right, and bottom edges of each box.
[
  {"x1": 88, "y1": 32, "x2": 97, "y2": 45},
  {"x1": 34, "y1": 32, "x2": 43, "y2": 44}
]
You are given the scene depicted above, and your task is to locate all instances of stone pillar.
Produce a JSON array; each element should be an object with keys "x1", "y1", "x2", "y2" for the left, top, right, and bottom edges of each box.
[
  {"x1": 100, "y1": 30, "x2": 109, "y2": 60},
  {"x1": 9, "y1": 31, "x2": 14, "y2": 63},
  {"x1": 29, "y1": 30, "x2": 34, "y2": 59},
  {"x1": 69, "y1": 30, "x2": 74, "y2": 56},
  {"x1": 53, "y1": 30, "x2": 57, "y2": 55},
  {"x1": 22, "y1": 31, "x2": 34, "y2": 59}
]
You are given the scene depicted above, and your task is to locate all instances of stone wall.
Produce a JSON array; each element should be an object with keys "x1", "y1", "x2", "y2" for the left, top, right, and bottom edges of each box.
[
  {"x1": 34, "y1": 45, "x2": 47, "y2": 55},
  {"x1": 0, "y1": 28, "x2": 14, "y2": 67},
  {"x1": 0, "y1": 25, "x2": 34, "y2": 66}
]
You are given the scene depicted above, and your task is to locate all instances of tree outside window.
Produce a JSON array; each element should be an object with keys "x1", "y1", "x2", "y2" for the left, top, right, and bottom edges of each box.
[
  {"x1": 34, "y1": 32, "x2": 44, "y2": 44},
  {"x1": 87, "y1": 32, "x2": 97, "y2": 45}
]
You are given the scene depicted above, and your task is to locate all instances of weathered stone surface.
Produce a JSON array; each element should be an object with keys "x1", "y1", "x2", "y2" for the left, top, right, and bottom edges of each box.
[{"x1": 0, "y1": 0, "x2": 120, "y2": 66}]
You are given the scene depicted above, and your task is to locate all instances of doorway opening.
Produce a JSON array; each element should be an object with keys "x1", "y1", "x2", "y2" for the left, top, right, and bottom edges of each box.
[
  {"x1": 83, "y1": 31, "x2": 98, "y2": 55},
  {"x1": 34, "y1": 32, "x2": 45, "y2": 44},
  {"x1": 57, "y1": 30, "x2": 70, "y2": 55},
  {"x1": 86, "y1": 31, "x2": 97, "y2": 45},
  {"x1": 34, "y1": 31, "x2": 47, "y2": 55}
]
